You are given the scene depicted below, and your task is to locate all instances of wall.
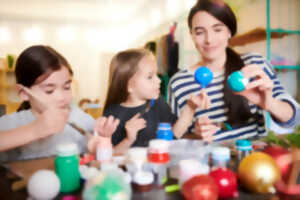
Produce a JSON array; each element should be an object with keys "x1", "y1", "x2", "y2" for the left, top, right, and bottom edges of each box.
[
  {"x1": 0, "y1": 0, "x2": 299, "y2": 105},
  {"x1": 0, "y1": 0, "x2": 197, "y2": 105},
  {"x1": 174, "y1": 0, "x2": 300, "y2": 98}
]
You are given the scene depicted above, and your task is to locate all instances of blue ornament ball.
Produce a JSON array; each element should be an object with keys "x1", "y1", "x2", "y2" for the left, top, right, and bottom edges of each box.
[
  {"x1": 227, "y1": 71, "x2": 248, "y2": 92},
  {"x1": 194, "y1": 66, "x2": 213, "y2": 88}
]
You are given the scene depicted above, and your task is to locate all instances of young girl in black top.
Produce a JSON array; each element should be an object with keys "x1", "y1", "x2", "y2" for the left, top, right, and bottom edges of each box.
[{"x1": 103, "y1": 48, "x2": 208, "y2": 153}]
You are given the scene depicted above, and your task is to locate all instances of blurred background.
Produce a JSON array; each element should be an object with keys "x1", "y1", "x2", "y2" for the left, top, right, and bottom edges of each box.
[{"x1": 0, "y1": 0, "x2": 299, "y2": 115}]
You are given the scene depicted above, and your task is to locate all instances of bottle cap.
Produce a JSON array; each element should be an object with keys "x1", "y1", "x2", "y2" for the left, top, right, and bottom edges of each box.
[
  {"x1": 157, "y1": 123, "x2": 173, "y2": 140},
  {"x1": 236, "y1": 139, "x2": 252, "y2": 151},
  {"x1": 158, "y1": 123, "x2": 172, "y2": 130},
  {"x1": 56, "y1": 143, "x2": 79, "y2": 157}
]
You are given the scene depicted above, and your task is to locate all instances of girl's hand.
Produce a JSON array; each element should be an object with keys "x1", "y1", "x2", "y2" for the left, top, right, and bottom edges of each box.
[
  {"x1": 239, "y1": 65, "x2": 274, "y2": 110},
  {"x1": 125, "y1": 113, "x2": 146, "y2": 142},
  {"x1": 94, "y1": 115, "x2": 120, "y2": 137},
  {"x1": 187, "y1": 91, "x2": 211, "y2": 111},
  {"x1": 194, "y1": 116, "x2": 220, "y2": 143},
  {"x1": 87, "y1": 135, "x2": 109, "y2": 154},
  {"x1": 35, "y1": 106, "x2": 70, "y2": 138}
]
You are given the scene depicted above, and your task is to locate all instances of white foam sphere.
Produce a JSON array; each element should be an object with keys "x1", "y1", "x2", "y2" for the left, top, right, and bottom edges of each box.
[{"x1": 27, "y1": 170, "x2": 60, "y2": 200}]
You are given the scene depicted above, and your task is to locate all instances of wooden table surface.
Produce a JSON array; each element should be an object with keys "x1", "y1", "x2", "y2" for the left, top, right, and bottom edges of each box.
[{"x1": 1, "y1": 158, "x2": 300, "y2": 200}]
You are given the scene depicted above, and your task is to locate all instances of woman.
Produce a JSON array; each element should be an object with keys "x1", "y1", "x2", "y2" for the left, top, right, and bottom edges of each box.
[{"x1": 168, "y1": 0, "x2": 299, "y2": 142}]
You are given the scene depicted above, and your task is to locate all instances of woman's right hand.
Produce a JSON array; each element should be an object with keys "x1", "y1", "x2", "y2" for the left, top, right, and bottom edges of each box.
[
  {"x1": 125, "y1": 113, "x2": 146, "y2": 142},
  {"x1": 194, "y1": 116, "x2": 220, "y2": 143},
  {"x1": 35, "y1": 106, "x2": 70, "y2": 138}
]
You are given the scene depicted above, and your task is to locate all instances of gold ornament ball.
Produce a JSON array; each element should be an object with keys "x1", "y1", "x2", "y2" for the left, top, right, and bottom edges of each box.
[{"x1": 238, "y1": 152, "x2": 280, "y2": 194}]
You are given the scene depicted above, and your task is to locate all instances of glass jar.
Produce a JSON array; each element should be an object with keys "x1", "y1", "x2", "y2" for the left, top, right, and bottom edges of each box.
[
  {"x1": 96, "y1": 136, "x2": 113, "y2": 163},
  {"x1": 211, "y1": 146, "x2": 230, "y2": 168},
  {"x1": 55, "y1": 143, "x2": 80, "y2": 193},
  {"x1": 148, "y1": 139, "x2": 170, "y2": 164},
  {"x1": 156, "y1": 123, "x2": 173, "y2": 141},
  {"x1": 236, "y1": 139, "x2": 252, "y2": 162},
  {"x1": 148, "y1": 139, "x2": 170, "y2": 186}
]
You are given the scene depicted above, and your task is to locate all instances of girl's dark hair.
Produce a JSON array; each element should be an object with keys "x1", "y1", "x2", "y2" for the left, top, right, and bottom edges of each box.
[
  {"x1": 15, "y1": 45, "x2": 73, "y2": 111},
  {"x1": 104, "y1": 48, "x2": 152, "y2": 110},
  {"x1": 188, "y1": 0, "x2": 253, "y2": 125}
]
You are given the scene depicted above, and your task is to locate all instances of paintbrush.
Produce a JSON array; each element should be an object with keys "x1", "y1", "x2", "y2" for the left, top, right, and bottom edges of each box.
[
  {"x1": 22, "y1": 86, "x2": 90, "y2": 136},
  {"x1": 140, "y1": 99, "x2": 155, "y2": 116}
]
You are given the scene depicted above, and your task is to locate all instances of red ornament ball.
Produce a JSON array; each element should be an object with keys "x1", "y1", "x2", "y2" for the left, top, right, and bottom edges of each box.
[
  {"x1": 181, "y1": 175, "x2": 218, "y2": 200},
  {"x1": 209, "y1": 167, "x2": 238, "y2": 198}
]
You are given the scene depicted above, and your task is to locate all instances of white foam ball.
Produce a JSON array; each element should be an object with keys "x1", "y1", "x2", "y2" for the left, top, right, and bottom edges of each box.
[{"x1": 27, "y1": 170, "x2": 60, "y2": 200}]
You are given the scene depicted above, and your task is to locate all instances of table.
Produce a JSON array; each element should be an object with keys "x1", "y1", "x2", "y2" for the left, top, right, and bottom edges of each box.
[{"x1": 1, "y1": 159, "x2": 300, "y2": 200}]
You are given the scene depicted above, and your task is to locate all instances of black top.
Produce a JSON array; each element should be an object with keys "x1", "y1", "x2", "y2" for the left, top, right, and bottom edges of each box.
[{"x1": 103, "y1": 97, "x2": 177, "y2": 147}]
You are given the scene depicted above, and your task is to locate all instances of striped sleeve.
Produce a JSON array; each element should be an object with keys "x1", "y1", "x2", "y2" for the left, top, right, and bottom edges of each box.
[{"x1": 242, "y1": 53, "x2": 299, "y2": 128}]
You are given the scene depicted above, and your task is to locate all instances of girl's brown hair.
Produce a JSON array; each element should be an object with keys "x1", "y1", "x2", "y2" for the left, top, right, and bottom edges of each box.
[
  {"x1": 15, "y1": 45, "x2": 73, "y2": 111},
  {"x1": 104, "y1": 48, "x2": 152, "y2": 110}
]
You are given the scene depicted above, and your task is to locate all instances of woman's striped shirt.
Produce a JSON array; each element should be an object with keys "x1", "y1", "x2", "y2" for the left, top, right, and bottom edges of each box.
[{"x1": 168, "y1": 53, "x2": 298, "y2": 141}]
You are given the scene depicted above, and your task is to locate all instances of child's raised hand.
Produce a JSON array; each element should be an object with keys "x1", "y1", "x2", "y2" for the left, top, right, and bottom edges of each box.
[
  {"x1": 187, "y1": 91, "x2": 211, "y2": 111},
  {"x1": 125, "y1": 113, "x2": 146, "y2": 142},
  {"x1": 94, "y1": 115, "x2": 120, "y2": 137},
  {"x1": 194, "y1": 116, "x2": 220, "y2": 143},
  {"x1": 35, "y1": 105, "x2": 70, "y2": 138}
]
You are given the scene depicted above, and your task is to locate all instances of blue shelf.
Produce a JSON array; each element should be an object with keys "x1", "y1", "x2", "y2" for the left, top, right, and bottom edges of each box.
[
  {"x1": 274, "y1": 65, "x2": 300, "y2": 70},
  {"x1": 270, "y1": 28, "x2": 300, "y2": 35}
]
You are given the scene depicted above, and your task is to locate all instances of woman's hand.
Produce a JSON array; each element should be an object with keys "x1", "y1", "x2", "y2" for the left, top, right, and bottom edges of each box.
[
  {"x1": 194, "y1": 116, "x2": 220, "y2": 143},
  {"x1": 94, "y1": 115, "x2": 120, "y2": 137},
  {"x1": 125, "y1": 113, "x2": 146, "y2": 142},
  {"x1": 187, "y1": 90, "x2": 211, "y2": 111},
  {"x1": 239, "y1": 64, "x2": 274, "y2": 111}
]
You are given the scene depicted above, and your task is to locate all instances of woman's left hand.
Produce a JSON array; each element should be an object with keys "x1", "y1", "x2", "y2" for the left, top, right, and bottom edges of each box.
[{"x1": 238, "y1": 64, "x2": 274, "y2": 111}]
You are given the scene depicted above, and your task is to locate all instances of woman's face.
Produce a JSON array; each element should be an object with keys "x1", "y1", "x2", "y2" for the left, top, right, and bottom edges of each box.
[
  {"x1": 128, "y1": 55, "x2": 161, "y2": 103},
  {"x1": 29, "y1": 66, "x2": 73, "y2": 111},
  {"x1": 190, "y1": 11, "x2": 231, "y2": 61}
]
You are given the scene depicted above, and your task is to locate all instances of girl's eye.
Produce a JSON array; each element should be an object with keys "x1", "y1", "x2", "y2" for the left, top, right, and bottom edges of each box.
[
  {"x1": 215, "y1": 29, "x2": 222, "y2": 32},
  {"x1": 195, "y1": 32, "x2": 203, "y2": 35},
  {"x1": 45, "y1": 90, "x2": 54, "y2": 94},
  {"x1": 64, "y1": 86, "x2": 71, "y2": 90}
]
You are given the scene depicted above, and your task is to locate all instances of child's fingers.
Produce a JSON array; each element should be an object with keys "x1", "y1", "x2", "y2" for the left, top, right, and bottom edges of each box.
[
  {"x1": 204, "y1": 92, "x2": 211, "y2": 109},
  {"x1": 95, "y1": 117, "x2": 106, "y2": 129},
  {"x1": 200, "y1": 124, "x2": 217, "y2": 132},
  {"x1": 132, "y1": 113, "x2": 141, "y2": 119},
  {"x1": 113, "y1": 118, "x2": 120, "y2": 127},
  {"x1": 95, "y1": 115, "x2": 119, "y2": 137}
]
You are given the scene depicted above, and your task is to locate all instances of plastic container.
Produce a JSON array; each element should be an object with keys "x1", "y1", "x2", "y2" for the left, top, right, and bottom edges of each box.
[
  {"x1": 236, "y1": 139, "x2": 252, "y2": 162},
  {"x1": 126, "y1": 147, "x2": 148, "y2": 175},
  {"x1": 178, "y1": 159, "x2": 209, "y2": 186},
  {"x1": 168, "y1": 139, "x2": 211, "y2": 179},
  {"x1": 148, "y1": 139, "x2": 170, "y2": 186},
  {"x1": 96, "y1": 136, "x2": 113, "y2": 163},
  {"x1": 211, "y1": 146, "x2": 230, "y2": 168},
  {"x1": 156, "y1": 123, "x2": 173, "y2": 141},
  {"x1": 148, "y1": 139, "x2": 170, "y2": 164},
  {"x1": 55, "y1": 143, "x2": 80, "y2": 193}
]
